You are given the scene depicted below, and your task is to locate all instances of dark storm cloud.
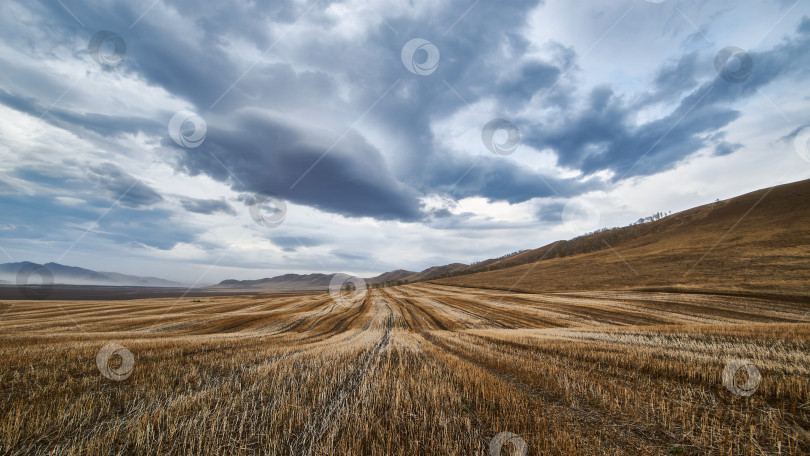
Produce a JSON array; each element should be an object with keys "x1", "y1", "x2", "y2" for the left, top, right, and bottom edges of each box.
[
  {"x1": 271, "y1": 236, "x2": 323, "y2": 252},
  {"x1": 522, "y1": 18, "x2": 810, "y2": 179},
  {"x1": 95, "y1": 206, "x2": 196, "y2": 250},
  {"x1": 0, "y1": 0, "x2": 599, "y2": 217},
  {"x1": 330, "y1": 248, "x2": 370, "y2": 262},
  {"x1": 714, "y1": 141, "x2": 742, "y2": 156},
  {"x1": 428, "y1": 208, "x2": 454, "y2": 219},
  {"x1": 175, "y1": 108, "x2": 424, "y2": 220},
  {"x1": 5, "y1": 164, "x2": 189, "y2": 251},
  {"x1": 421, "y1": 154, "x2": 599, "y2": 204},
  {"x1": 9, "y1": 0, "x2": 555, "y2": 220},
  {"x1": 369, "y1": 1, "x2": 549, "y2": 158},
  {"x1": 494, "y1": 60, "x2": 562, "y2": 105},
  {"x1": 0, "y1": 195, "x2": 98, "y2": 244},
  {"x1": 780, "y1": 123, "x2": 810, "y2": 143},
  {"x1": 535, "y1": 201, "x2": 565, "y2": 222},
  {"x1": 0, "y1": 88, "x2": 162, "y2": 139},
  {"x1": 87, "y1": 163, "x2": 163, "y2": 208},
  {"x1": 13, "y1": 165, "x2": 84, "y2": 192},
  {"x1": 523, "y1": 84, "x2": 742, "y2": 177},
  {"x1": 5, "y1": 0, "x2": 809, "y2": 224},
  {"x1": 180, "y1": 198, "x2": 236, "y2": 216},
  {"x1": 643, "y1": 53, "x2": 700, "y2": 105},
  {"x1": 0, "y1": 193, "x2": 193, "y2": 250}
]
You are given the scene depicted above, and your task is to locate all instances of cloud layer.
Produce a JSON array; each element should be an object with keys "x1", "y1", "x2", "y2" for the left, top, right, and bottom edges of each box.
[{"x1": 0, "y1": 0, "x2": 808, "y2": 282}]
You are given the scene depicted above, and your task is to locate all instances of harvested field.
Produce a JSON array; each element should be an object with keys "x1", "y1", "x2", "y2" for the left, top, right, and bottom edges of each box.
[{"x1": 1, "y1": 284, "x2": 808, "y2": 455}]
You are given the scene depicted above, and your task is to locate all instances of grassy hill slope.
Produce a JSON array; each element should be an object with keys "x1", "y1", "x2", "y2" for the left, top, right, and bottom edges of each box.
[{"x1": 435, "y1": 179, "x2": 810, "y2": 298}]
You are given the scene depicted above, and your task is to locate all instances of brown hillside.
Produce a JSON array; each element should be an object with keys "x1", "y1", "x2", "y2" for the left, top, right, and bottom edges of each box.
[
  {"x1": 436, "y1": 179, "x2": 810, "y2": 298},
  {"x1": 395, "y1": 263, "x2": 468, "y2": 284},
  {"x1": 366, "y1": 269, "x2": 417, "y2": 285}
]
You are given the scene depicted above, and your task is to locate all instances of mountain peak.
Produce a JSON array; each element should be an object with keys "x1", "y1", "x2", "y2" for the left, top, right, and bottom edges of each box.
[{"x1": 0, "y1": 262, "x2": 182, "y2": 287}]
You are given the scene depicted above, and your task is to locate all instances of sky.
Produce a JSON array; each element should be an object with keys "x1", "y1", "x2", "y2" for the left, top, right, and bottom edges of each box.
[{"x1": 0, "y1": 0, "x2": 809, "y2": 285}]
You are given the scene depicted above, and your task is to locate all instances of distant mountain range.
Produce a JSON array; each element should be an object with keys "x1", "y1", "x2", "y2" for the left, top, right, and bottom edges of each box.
[
  {"x1": 212, "y1": 273, "x2": 335, "y2": 292},
  {"x1": 209, "y1": 270, "x2": 419, "y2": 292},
  {"x1": 205, "y1": 261, "x2": 526, "y2": 292},
  {"x1": 4, "y1": 178, "x2": 809, "y2": 297},
  {"x1": 0, "y1": 262, "x2": 182, "y2": 288},
  {"x1": 213, "y1": 178, "x2": 810, "y2": 297}
]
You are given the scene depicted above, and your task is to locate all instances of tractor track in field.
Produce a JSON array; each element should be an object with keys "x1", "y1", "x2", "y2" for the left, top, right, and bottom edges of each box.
[
  {"x1": 417, "y1": 329, "x2": 689, "y2": 455},
  {"x1": 292, "y1": 296, "x2": 393, "y2": 455}
]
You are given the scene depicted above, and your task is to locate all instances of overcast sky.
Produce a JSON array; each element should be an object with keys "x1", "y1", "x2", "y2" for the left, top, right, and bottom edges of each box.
[{"x1": 1, "y1": 0, "x2": 809, "y2": 285}]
